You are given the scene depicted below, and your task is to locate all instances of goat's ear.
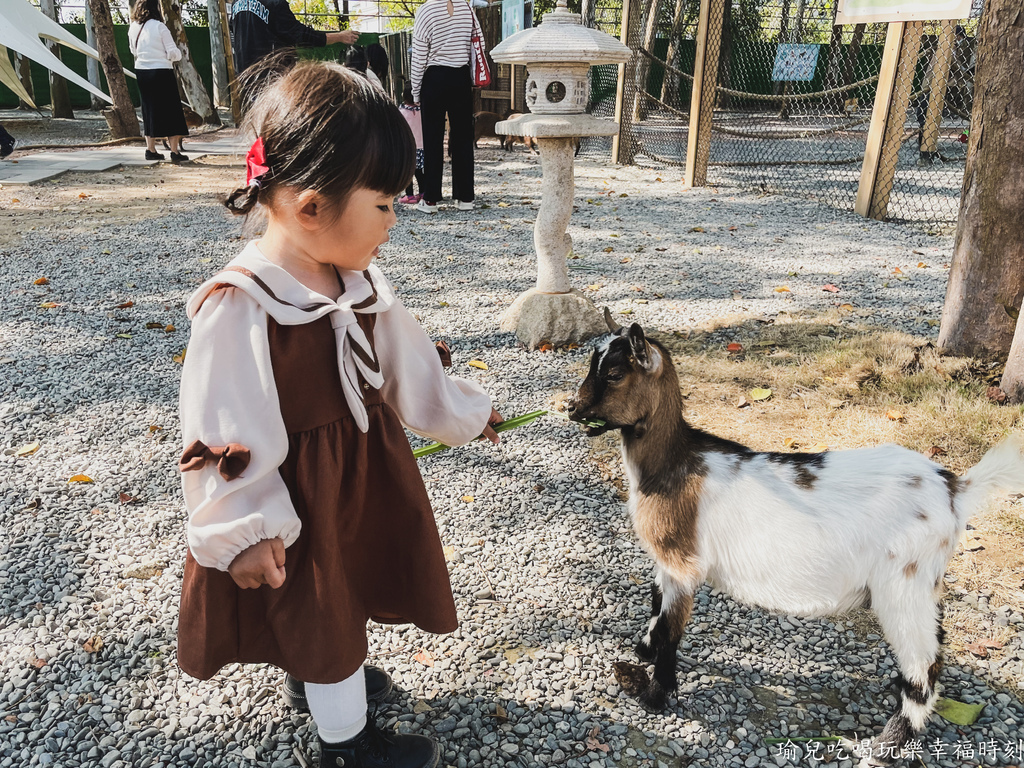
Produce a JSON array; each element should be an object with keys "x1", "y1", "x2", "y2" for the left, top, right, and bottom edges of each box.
[{"x1": 627, "y1": 323, "x2": 650, "y2": 368}]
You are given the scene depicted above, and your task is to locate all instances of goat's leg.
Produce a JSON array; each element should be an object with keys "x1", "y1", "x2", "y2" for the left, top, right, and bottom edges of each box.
[
  {"x1": 867, "y1": 589, "x2": 944, "y2": 764},
  {"x1": 637, "y1": 590, "x2": 693, "y2": 712},
  {"x1": 635, "y1": 580, "x2": 663, "y2": 663}
]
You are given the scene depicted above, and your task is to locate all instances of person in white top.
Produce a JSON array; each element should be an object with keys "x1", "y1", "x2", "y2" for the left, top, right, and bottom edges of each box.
[
  {"x1": 410, "y1": 0, "x2": 477, "y2": 212},
  {"x1": 128, "y1": 0, "x2": 189, "y2": 163}
]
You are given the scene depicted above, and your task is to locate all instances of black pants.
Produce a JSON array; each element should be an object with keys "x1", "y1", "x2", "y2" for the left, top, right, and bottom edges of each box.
[
  {"x1": 406, "y1": 169, "x2": 425, "y2": 197},
  {"x1": 420, "y1": 65, "x2": 474, "y2": 203}
]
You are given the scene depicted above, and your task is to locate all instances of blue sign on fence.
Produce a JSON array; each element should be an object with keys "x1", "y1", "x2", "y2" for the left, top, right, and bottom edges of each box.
[
  {"x1": 502, "y1": 0, "x2": 525, "y2": 40},
  {"x1": 771, "y1": 44, "x2": 821, "y2": 81}
]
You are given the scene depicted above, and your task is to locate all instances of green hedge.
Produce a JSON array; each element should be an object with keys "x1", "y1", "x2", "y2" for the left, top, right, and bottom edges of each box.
[{"x1": 0, "y1": 24, "x2": 213, "y2": 109}]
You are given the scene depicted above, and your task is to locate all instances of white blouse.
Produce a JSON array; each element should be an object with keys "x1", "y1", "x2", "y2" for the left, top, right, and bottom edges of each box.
[
  {"x1": 179, "y1": 243, "x2": 494, "y2": 571},
  {"x1": 128, "y1": 20, "x2": 182, "y2": 70}
]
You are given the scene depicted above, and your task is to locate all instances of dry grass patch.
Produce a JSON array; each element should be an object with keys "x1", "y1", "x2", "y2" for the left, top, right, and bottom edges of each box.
[{"x1": 564, "y1": 310, "x2": 1024, "y2": 697}]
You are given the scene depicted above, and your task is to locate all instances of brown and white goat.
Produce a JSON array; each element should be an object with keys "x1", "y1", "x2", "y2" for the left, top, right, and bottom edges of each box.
[{"x1": 568, "y1": 322, "x2": 1024, "y2": 759}]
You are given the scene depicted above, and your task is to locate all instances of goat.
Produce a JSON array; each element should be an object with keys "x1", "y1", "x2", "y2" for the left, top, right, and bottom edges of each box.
[{"x1": 567, "y1": 321, "x2": 1024, "y2": 760}]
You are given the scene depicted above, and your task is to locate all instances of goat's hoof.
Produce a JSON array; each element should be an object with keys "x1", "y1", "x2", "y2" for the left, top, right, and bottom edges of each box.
[
  {"x1": 634, "y1": 640, "x2": 655, "y2": 663},
  {"x1": 637, "y1": 685, "x2": 668, "y2": 713},
  {"x1": 612, "y1": 661, "x2": 649, "y2": 699}
]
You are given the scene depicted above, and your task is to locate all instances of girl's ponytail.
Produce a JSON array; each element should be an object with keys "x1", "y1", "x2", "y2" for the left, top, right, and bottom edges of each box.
[{"x1": 224, "y1": 184, "x2": 260, "y2": 215}]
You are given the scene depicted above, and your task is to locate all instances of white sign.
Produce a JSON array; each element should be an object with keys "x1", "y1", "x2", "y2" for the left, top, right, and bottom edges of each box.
[{"x1": 836, "y1": 0, "x2": 972, "y2": 24}]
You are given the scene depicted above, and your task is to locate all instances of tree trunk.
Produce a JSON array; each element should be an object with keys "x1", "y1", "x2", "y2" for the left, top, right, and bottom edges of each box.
[
  {"x1": 938, "y1": 0, "x2": 1024, "y2": 362},
  {"x1": 716, "y1": 0, "x2": 732, "y2": 109},
  {"x1": 159, "y1": 0, "x2": 221, "y2": 126},
  {"x1": 41, "y1": 0, "x2": 74, "y2": 118},
  {"x1": 86, "y1": 0, "x2": 140, "y2": 137},
  {"x1": 630, "y1": 0, "x2": 664, "y2": 125},
  {"x1": 582, "y1": 0, "x2": 597, "y2": 28},
  {"x1": 659, "y1": 0, "x2": 689, "y2": 104},
  {"x1": 208, "y1": 0, "x2": 231, "y2": 108},
  {"x1": 841, "y1": 23, "x2": 865, "y2": 90},
  {"x1": 85, "y1": 3, "x2": 107, "y2": 110},
  {"x1": 822, "y1": 3, "x2": 844, "y2": 114},
  {"x1": 16, "y1": 53, "x2": 36, "y2": 110}
]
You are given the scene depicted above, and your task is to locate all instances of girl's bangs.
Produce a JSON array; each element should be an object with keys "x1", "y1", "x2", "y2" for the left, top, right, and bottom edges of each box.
[{"x1": 358, "y1": 96, "x2": 417, "y2": 199}]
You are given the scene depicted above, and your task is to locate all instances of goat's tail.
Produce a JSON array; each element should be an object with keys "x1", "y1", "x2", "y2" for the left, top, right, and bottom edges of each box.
[{"x1": 956, "y1": 432, "x2": 1024, "y2": 522}]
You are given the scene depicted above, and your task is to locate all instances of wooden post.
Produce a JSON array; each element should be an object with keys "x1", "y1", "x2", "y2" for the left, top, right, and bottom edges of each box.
[
  {"x1": 612, "y1": 0, "x2": 640, "y2": 164},
  {"x1": 683, "y1": 0, "x2": 724, "y2": 188},
  {"x1": 40, "y1": 0, "x2": 74, "y2": 118},
  {"x1": 218, "y1": 0, "x2": 241, "y2": 124},
  {"x1": 865, "y1": 21, "x2": 923, "y2": 219},
  {"x1": 920, "y1": 21, "x2": 955, "y2": 157}
]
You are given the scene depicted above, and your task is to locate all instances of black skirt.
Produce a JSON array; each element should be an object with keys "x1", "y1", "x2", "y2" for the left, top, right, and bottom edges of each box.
[{"x1": 136, "y1": 68, "x2": 189, "y2": 138}]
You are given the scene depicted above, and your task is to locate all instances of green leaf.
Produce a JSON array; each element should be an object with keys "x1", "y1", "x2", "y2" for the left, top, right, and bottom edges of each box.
[{"x1": 934, "y1": 698, "x2": 985, "y2": 726}]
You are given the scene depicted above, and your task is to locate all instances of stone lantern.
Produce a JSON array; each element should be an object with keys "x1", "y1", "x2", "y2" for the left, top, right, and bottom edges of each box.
[{"x1": 490, "y1": 0, "x2": 631, "y2": 349}]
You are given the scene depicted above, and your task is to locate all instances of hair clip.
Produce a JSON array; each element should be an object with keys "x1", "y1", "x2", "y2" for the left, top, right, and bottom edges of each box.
[{"x1": 245, "y1": 136, "x2": 270, "y2": 187}]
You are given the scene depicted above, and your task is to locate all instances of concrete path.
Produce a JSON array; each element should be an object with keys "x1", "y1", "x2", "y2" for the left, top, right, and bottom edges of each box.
[{"x1": 0, "y1": 134, "x2": 247, "y2": 185}]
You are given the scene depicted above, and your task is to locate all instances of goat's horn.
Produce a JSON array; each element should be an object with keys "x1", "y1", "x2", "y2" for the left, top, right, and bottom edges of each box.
[{"x1": 603, "y1": 306, "x2": 622, "y2": 333}]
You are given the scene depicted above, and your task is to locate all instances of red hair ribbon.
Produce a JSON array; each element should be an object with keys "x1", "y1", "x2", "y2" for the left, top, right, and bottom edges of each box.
[
  {"x1": 179, "y1": 439, "x2": 251, "y2": 481},
  {"x1": 245, "y1": 137, "x2": 269, "y2": 187}
]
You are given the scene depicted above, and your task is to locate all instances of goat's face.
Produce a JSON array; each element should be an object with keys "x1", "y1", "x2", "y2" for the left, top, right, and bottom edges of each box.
[{"x1": 567, "y1": 323, "x2": 664, "y2": 436}]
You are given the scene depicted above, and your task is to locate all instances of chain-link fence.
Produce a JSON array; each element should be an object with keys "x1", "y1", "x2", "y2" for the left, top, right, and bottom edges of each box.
[{"x1": 584, "y1": 0, "x2": 981, "y2": 227}]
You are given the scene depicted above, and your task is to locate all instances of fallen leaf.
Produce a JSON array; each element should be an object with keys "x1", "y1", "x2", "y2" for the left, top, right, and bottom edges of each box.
[
  {"x1": 839, "y1": 303, "x2": 855, "y2": 311},
  {"x1": 586, "y1": 284, "x2": 603, "y2": 291},
  {"x1": 821, "y1": 284, "x2": 840, "y2": 293},
  {"x1": 728, "y1": 225, "x2": 738, "y2": 231},
  {"x1": 924, "y1": 445, "x2": 947, "y2": 458},
  {"x1": 78, "y1": 192, "x2": 90, "y2": 199},
  {"x1": 119, "y1": 492, "x2": 139, "y2": 504},
  {"x1": 689, "y1": 226, "x2": 704, "y2": 233},
  {"x1": 618, "y1": 309, "x2": 633, "y2": 315},
  {"x1": 784, "y1": 437, "x2": 799, "y2": 449},
  {"x1": 145, "y1": 322, "x2": 163, "y2": 330},
  {"x1": 38, "y1": 302, "x2": 59, "y2": 309},
  {"x1": 808, "y1": 443, "x2": 830, "y2": 453},
  {"x1": 585, "y1": 725, "x2": 611, "y2": 753},
  {"x1": 750, "y1": 388, "x2": 772, "y2": 402},
  {"x1": 494, "y1": 703, "x2": 509, "y2": 721},
  {"x1": 620, "y1": 257, "x2": 632, "y2": 263},
  {"x1": 33, "y1": 277, "x2": 49, "y2": 285},
  {"x1": 893, "y1": 267, "x2": 903, "y2": 274},
  {"x1": 149, "y1": 425, "x2": 163, "y2": 433},
  {"x1": 539, "y1": 342, "x2": 553, "y2": 352},
  {"x1": 986, "y1": 386, "x2": 1007, "y2": 404},
  {"x1": 15, "y1": 442, "x2": 40, "y2": 457},
  {"x1": 965, "y1": 638, "x2": 1003, "y2": 658},
  {"x1": 115, "y1": 301, "x2": 133, "y2": 309},
  {"x1": 461, "y1": 495, "x2": 475, "y2": 503},
  {"x1": 172, "y1": 349, "x2": 187, "y2": 365},
  {"x1": 412, "y1": 700, "x2": 434, "y2": 714},
  {"x1": 413, "y1": 650, "x2": 435, "y2": 667},
  {"x1": 736, "y1": 397, "x2": 751, "y2": 409},
  {"x1": 774, "y1": 286, "x2": 791, "y2": 293},
  {"x1": 69, "y1": 474, "x2": 94, "y2": 483},
  {"x1": 11, "y1": 198, "x2": 20, "y2": 203},
  {"x1": 83, "y1": 636, "x2": 104, "y2": 653},
  {"x1": 726, "y1": 342, "x2": 743, "y2": 353},
  {"x1": 917, "y1": 262, "x2": 928, "y2": 268},
  {"x1": 468, "y1": 360, "x2": 488, "y2": 370},
  {"x1": 116, "y1": 333, "x2": 132, "y2": 340},
  {"x1": 31, "y1": 658, "x2": 46, "y2": 669},
  {"x1": 603, "y1": 246, "x2": 614, "y2": 253},
  {"x1": 886, "y1": 410, "x2": 905, "y2": 422},
  {"x1": 438, "y1": 301, "x2": 449, "y2": 307},
  {"x1": 935, "y1": 697, "x2": 985, "y2": 726},
  {"x1": 164, "y1": 325, "x2": 175, "y2": 333}
]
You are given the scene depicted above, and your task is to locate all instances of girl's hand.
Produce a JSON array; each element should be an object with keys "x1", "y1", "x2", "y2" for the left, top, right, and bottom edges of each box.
[
  {"x1": 228, "y1": 538, "x2": 287, "y2": 589},
  {"x1": 481, "y1": 408, "x2": 503, "y2": 444}
]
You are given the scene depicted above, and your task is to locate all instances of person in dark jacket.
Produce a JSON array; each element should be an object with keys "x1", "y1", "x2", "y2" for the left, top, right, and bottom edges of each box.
[{"x1": 230, "y1": 0, "x2": 357, "y2": 75}]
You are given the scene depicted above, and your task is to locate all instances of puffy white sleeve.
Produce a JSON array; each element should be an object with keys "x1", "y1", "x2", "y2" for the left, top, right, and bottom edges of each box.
[
  {"x1": 179, "y1": 288, "x2": 301, "y2": 571},
  {"x1": 159, "y1": 22, "x2": 182, "y2": 63},
  {"x1": 375, "y1": 301, "x2": 493, "y2": 447},
  {"x1": 128, "y1": 22, "x2": 140, "y2": 55}
]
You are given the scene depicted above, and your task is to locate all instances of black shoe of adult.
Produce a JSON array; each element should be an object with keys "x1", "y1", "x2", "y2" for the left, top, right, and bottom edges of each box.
[
  {"x1": 170, "y1": 152, "x2": 189, "y2": 164},
  {"x1": 319, "y1": 719, "x2": 439, "y2": 768},
  {"x1": 0, "y1": 141, "x2": 14, "y2": 159},
  {"x1": 145, "y1": 150, "x2": 165, "y2": 161},
  {"x1": 283, "y1": 666, "x2": 393, "y2": 711}
]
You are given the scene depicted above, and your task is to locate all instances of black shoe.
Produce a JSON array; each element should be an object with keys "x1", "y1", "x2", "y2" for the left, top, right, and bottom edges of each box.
[
  {"x1": 170, "y1": 152, "x2": 189, "y2": 164},
  {"x1": 283, "y1": 666, "x2": 393, "y2": 711},
  {"x1": 145, "y1": 150, "x2": 165, "y2": 161},
  {"x1": 0, "y1": 126, "x2": 14, "y2": 158},
  {"x1": 319, "y1": 719, "x2": 439, "y2": 768}
]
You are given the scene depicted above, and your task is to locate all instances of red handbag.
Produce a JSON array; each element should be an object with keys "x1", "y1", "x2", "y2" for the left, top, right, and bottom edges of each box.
[{"x1": 470, "y1": 13, "x2": 491, "y2": 88}]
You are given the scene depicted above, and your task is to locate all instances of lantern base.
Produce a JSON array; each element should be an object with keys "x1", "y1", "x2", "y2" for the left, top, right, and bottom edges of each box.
[{"x1": 500, "y1": 288, "x2": 608, "y2": 350}]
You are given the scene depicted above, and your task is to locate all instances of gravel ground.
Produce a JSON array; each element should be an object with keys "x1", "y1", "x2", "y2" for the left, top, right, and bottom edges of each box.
[{"x1": 1, "y1": 147, "x2": 1022, "y2": 768}]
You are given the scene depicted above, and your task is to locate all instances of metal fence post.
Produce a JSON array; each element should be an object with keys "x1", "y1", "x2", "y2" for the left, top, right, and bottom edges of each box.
[{"x1": 684, "y1": 0, "x2": 724, "y2": 188}]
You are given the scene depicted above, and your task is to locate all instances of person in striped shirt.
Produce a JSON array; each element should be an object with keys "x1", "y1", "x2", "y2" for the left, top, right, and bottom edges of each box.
[{"x1": 410, "y1": 0, "x2": 479, "y2": 212}]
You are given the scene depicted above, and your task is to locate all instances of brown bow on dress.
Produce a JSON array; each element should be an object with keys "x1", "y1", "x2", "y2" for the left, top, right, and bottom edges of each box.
[{"x1": 179, "y1": 440, "x2": 251, "y2": 481}]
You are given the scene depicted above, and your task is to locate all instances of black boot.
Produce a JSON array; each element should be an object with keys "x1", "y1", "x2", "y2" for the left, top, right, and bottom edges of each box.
[
  {"x1": 319, "y1": 718, "x2": 439, "y2": 768},
  {"x1": 284, "y1": 666, "x2": 393, "y2": 711}
]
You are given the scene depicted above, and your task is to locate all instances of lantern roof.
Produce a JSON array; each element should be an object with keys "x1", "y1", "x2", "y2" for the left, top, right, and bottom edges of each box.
[{"x1": 489, "y1": 0, "x2": 631, "y2": 67}]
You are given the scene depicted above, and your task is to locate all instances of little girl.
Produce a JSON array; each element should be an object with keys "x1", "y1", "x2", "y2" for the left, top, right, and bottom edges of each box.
[
  {"x1": 398, "y1": 81, "x2": 425, "y2": 205},
  {"x1": 177, "y1": 59, "x2": 501, "y2": 768}
]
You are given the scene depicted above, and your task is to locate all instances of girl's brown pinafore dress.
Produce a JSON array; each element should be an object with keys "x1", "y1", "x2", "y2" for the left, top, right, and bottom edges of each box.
[{"x1": 177, "y1": 310, "x2": 458, "y2": 684}]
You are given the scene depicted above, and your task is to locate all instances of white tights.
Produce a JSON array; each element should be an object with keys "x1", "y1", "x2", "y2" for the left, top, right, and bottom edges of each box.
[{"x1": 306, "y1": 666, "x2": 367, "y2": 744}]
